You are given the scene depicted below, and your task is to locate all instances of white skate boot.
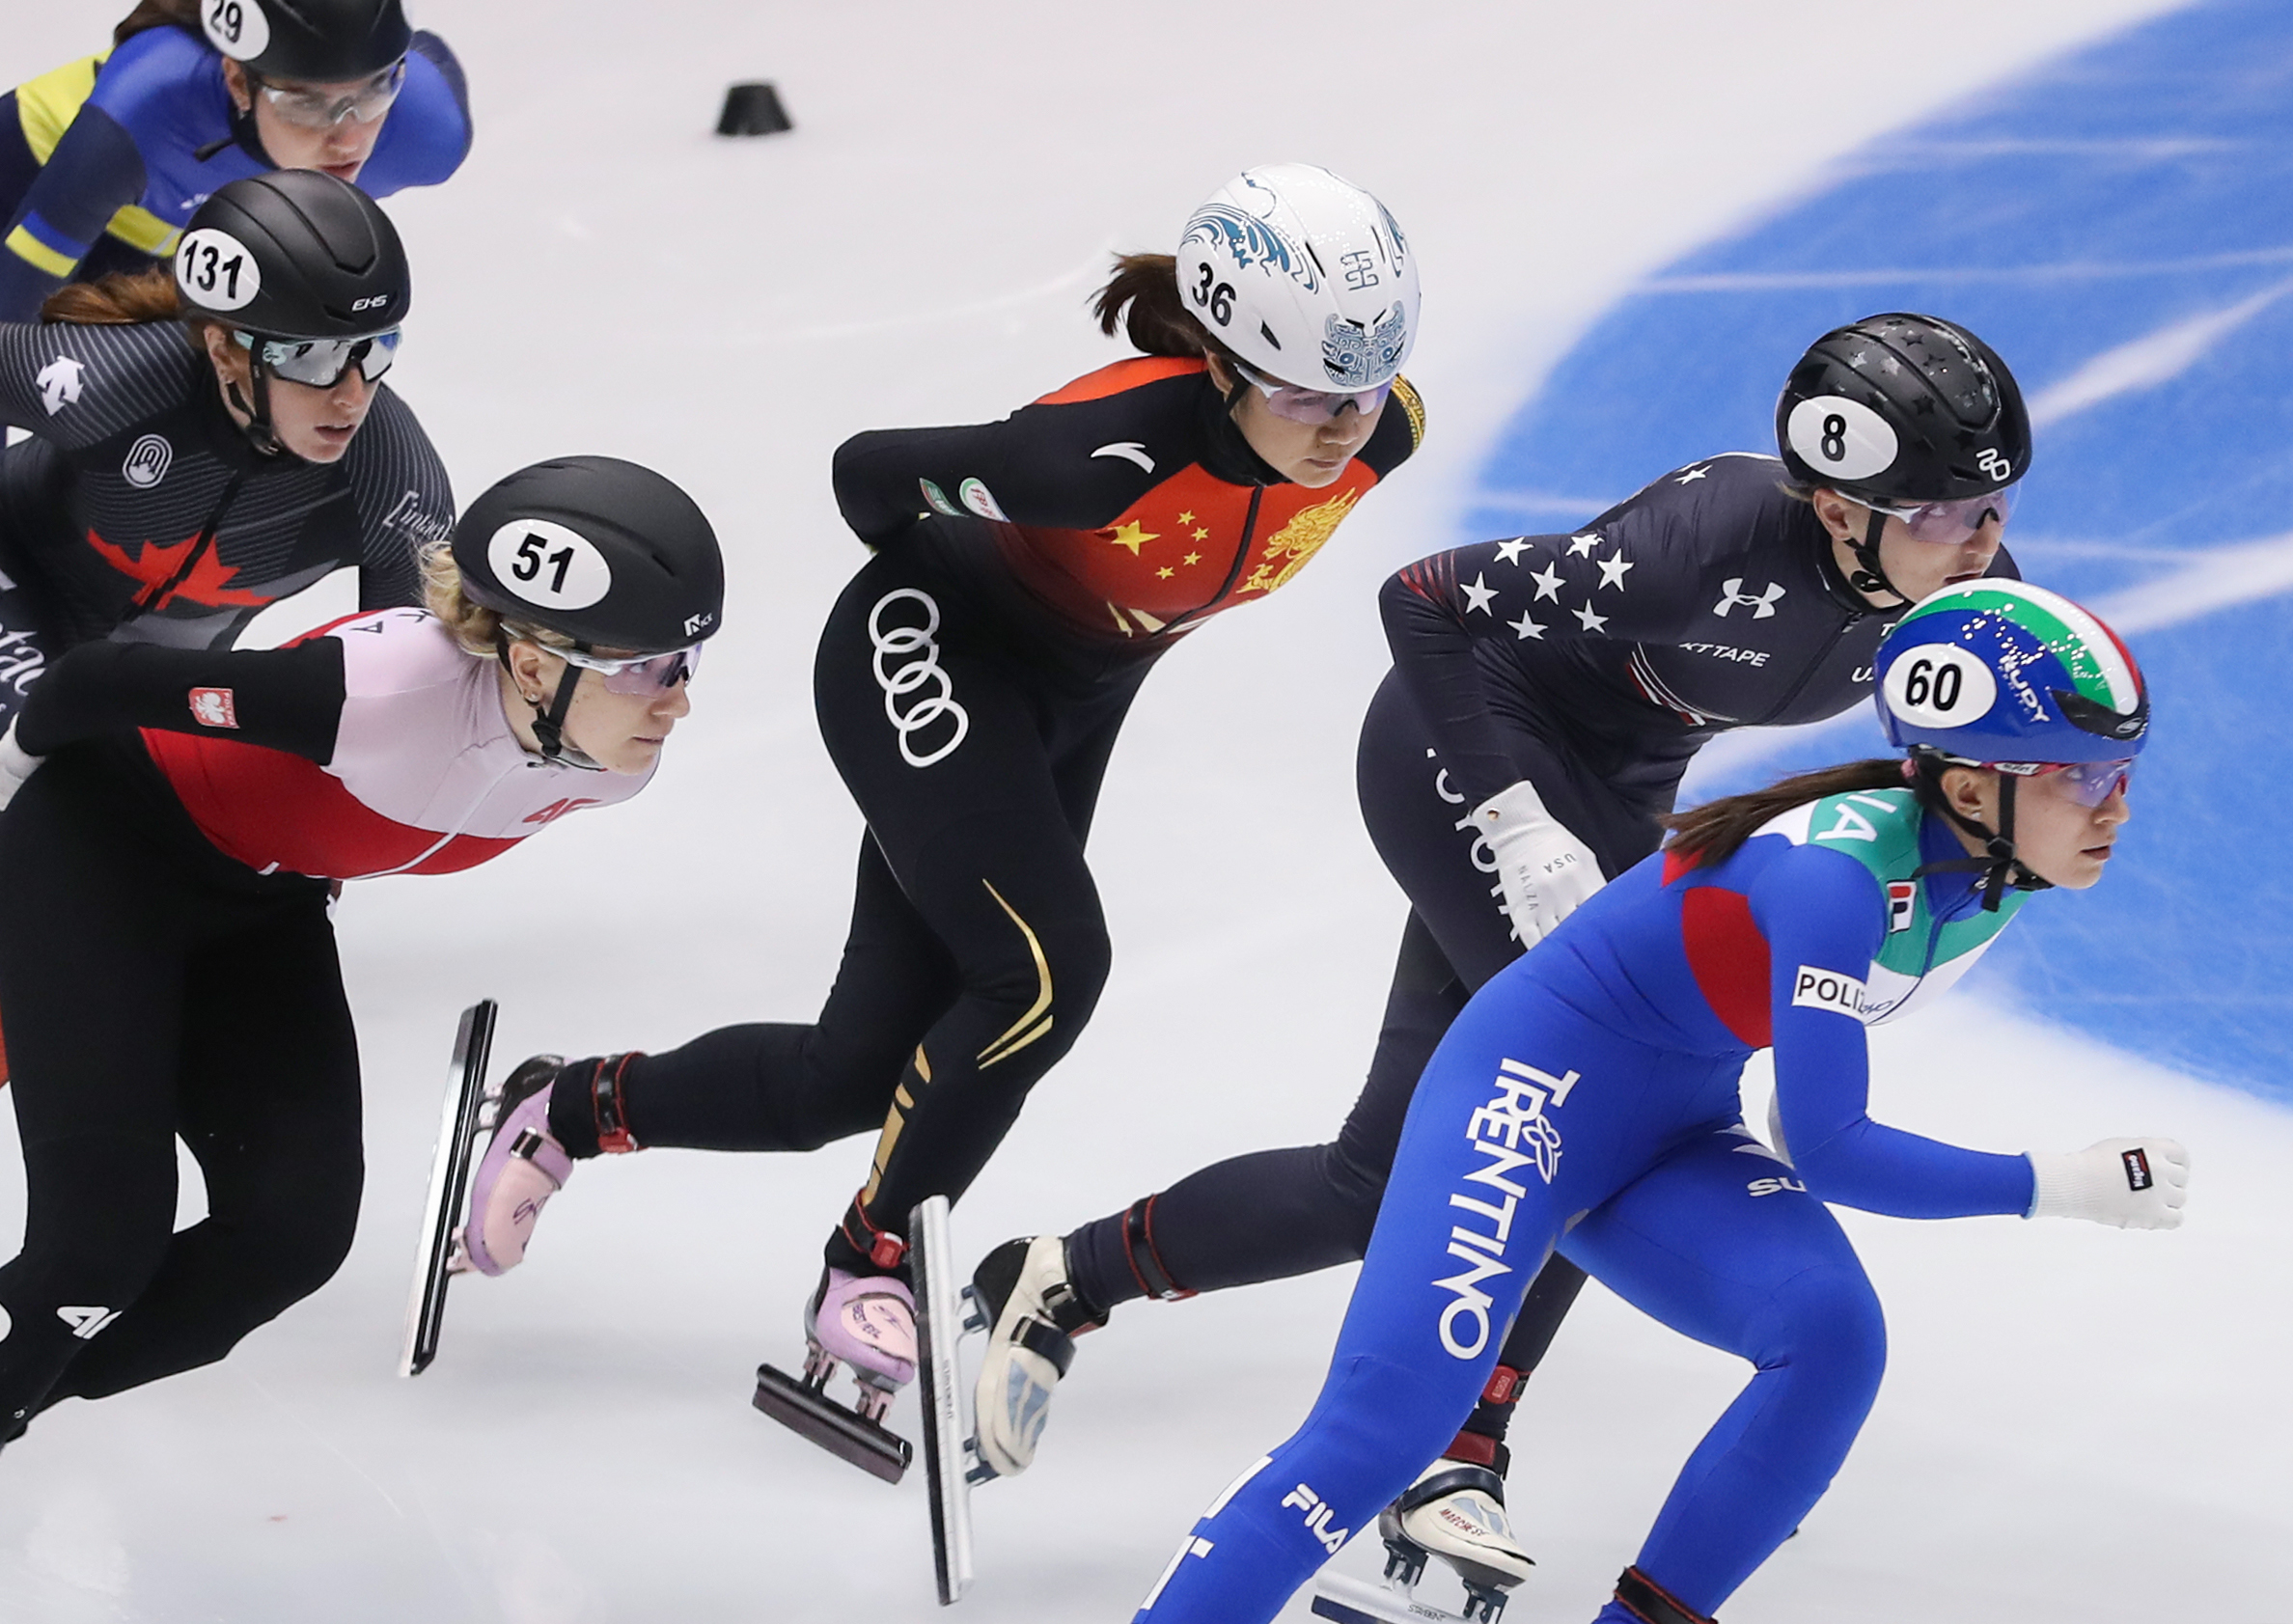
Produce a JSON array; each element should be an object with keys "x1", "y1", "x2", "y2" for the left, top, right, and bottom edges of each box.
[
  {"x1": 1375, "y1": 1459, "x2": 1534, "y2": 1621},
  {"x1": 966, "y1": 1234, "x2": 1106, "y2": 1478}
]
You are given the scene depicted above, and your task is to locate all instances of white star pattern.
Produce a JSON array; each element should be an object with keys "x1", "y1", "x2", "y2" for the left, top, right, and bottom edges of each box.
[
  {"x1": 1572, "y1": 601, "x2": 1609, "y2": 633},
  {"x1": 1565, "y1": 533, "x2": 1601, "y2": 558},
  {"x1": 1508, "y1": 611, "x2": 1546, "y2": 641},
  {"x1": 1675, "y1": 464, "x2": 1710, "y2": 484},
  {"x1": 1529, "y1": 563, "x2": 1564, "y2": 601},
  {"x1": 1494, "y1": 537, "x2": 1532, "y2": 565},
  {"x1": 1596, "y1": 552, "x2": 1635, "y2": 591},
  {"x1": 1460, "y1": 573, "x2": 1497, "y2": 615}
]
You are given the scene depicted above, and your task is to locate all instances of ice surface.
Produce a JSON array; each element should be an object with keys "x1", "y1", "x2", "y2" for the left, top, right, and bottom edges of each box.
[{"x1": 4, "y1": 2, "x2": 2284, "y2": 1620}]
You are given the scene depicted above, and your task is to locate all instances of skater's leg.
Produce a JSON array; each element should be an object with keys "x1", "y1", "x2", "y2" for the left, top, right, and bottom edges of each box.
[
  {"x1": 1565, "y1": 1129, "x2": 1887, "y2": 1617},
  {"x1": 46, "y1": 894, "x2": 362, "y2": 1400},
  {"x1": 0, "y1": 758, "x2": 185, "y2": 1435}
]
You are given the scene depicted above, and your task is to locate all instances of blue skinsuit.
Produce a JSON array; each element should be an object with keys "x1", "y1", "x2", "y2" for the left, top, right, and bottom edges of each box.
[
  {"x1": 0, "y1": 24, "x2": 471, "y2": 320},
  {"x1": 1135, "y1": 787, "x2": 2037, "y2": 1623}
]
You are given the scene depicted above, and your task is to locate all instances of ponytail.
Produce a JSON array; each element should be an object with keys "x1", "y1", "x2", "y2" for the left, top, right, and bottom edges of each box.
[
  {"x1": 113, "y1": 0, "x2": 204, "y2": 48},
  {"x1": 1663, "y1": 758, "x2": 1911, "y2": 868},
  {"x1": 1092, "y1": 252, "x2": 1241, "y2": 367},
  {"x1": 39, "y1": 265, "x2": 190, "y2": 328}
]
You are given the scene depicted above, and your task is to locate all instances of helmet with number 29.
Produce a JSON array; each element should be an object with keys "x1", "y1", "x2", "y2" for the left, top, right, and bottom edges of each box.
[
  {"x1": 1875, "y1": 580, "x2": 2148, "y2": 766},
  {"x1": 1175, "y1": 163, "x2": 1420, "y2": 392}
]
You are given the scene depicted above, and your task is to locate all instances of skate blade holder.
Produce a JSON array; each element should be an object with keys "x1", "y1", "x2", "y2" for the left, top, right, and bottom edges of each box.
[
  {"x1": 752, "y1": 1359, "x2": 913, "y2": 1484},
  {"x1": 1312, "y1": 1559, "x2": 1509, "y2": 1624}
]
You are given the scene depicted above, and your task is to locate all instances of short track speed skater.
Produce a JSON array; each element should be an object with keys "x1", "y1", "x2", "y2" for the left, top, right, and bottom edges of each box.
[{"x1": 401, "y1": 1000, "x2": 499, "y2": 1377}]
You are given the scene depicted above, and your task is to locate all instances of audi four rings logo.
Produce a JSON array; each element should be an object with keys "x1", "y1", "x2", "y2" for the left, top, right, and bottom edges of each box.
[{"x1": 869, "y1": 588, "x2": 970, "y2": 767}]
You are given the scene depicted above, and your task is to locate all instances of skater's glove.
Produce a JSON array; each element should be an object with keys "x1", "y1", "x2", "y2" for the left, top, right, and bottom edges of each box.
[
  {"x1": 1473, "y1": 779, "x2": 1604, "y2": 947},
  {"x1": 0, "y1": 721, "x2": 41, "y2": 811},
  {"x1": 2026, "y1": 1138, "x2": 2190, "y2": 1228}
]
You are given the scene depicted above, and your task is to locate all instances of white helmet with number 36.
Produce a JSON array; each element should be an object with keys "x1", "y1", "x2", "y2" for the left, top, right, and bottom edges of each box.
[{"x1": 1175, "y1": 163, "x2": 1420, "y2": 392}]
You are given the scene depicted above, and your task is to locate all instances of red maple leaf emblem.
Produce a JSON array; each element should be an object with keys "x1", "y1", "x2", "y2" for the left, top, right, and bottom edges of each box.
[{"x1": 86, "y1": 529, "x2": 273, "y2": 611}]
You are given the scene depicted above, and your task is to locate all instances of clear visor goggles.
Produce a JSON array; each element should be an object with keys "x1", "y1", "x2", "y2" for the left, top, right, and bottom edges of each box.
[
  {"x1": 237, "y1": 328, "x2": 401, "y2": 388},
  {"x1": 252, "y1": 59, "x2": 408, "y2": 129},
  {"x1": 1992, "y1": 757, "x2": 2135, "y2": 808},
  {"x1": 1234, "y1": 362, "x2": 1392, "y2": 424},
  {"x1": 556, "y1": 643, "x2": 703, "y2": 696},
  {"x1": 1866, "y1": 484, "x2": 2017, "y2": 544}
]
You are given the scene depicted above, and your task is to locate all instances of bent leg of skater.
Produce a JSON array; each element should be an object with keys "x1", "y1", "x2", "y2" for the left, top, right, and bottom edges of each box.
[
  {"x1": 1562, "y1": 1128, "x2": 1888, "y2": 1620},
  {"x1": 48, "y1": 895, "x2": 362, "y2": 1401}
]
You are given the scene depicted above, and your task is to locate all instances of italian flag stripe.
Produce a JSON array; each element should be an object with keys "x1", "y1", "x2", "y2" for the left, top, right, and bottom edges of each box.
[{"x1": 1901, "y1": 582, "x2": 2138, "y2": 712}]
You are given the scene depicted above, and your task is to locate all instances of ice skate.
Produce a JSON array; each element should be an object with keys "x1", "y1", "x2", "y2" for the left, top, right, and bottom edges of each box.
[
  {"x1": 966, "y1": 1232, "x2": 1104, "y2": 1477},
  {"x1": 1312, "y1": 1459, "x2": 1531, "y2": 1624},
  {"x1": 456, "y1": 1054, "x2": 570, "y2": 1277},
  {"x1": 752, "y1": 1267, "x2": 918, "y2": 1483}
]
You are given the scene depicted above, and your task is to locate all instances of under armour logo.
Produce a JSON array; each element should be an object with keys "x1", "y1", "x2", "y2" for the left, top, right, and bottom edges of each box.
[{"x1": 1713, "y1": 578, "x2": 1785, "y2": 619}]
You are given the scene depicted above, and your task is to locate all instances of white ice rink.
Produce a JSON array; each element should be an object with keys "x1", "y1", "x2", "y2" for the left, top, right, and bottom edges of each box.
[{"x1": 3, "y1": 2, "x2": 2287, "y2": 1619}]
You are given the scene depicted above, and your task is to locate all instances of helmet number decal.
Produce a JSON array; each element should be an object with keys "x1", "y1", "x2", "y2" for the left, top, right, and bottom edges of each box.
[
  {"x1": 1786, "y1": 395, "x2": 1898, "y2": 482},
  {"x1": 1884, "y1": 644, "x2": 1997, "y2": 729},
  {"x1": 203, "y1": 0, "x2": 270, "y2": 60},
  {"x1": 487, "y1": 519, "x2": 613, "y2": 612},
  {"x1": 1976, "y1": 446, "x2": 2014, "y2": 482},
  {"x1": 1191, "y1": 262, "x2": 1235, "y2": 326},
  {"x1": 175, "y1": 229, "x2": 261, "y2": 312}
]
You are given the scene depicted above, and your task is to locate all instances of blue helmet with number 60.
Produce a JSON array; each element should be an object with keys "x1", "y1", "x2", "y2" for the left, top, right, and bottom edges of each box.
[
  {"x1": 1175, "y1": 163, "x2": 1420, "y2": 391},
  {"x1": 1874, "y1": 580, "x2": 2148, "y2": 764},
  {"x1": 452, "y1": 456, "x2": 725, "y2": 656}
]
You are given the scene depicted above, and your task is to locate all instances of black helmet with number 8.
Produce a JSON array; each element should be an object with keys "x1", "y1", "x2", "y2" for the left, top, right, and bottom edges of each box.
[
  {"x1": 452, "y1": 456, "x2": 727, "y2": 657},
  {"x1": 175, "y1": 169, "x2": 409, "y2": 340},
  {"x1": 1775, "y1": 313, "x2": 2031, "y2": 504},
  {"x1": 200, "y1": 0, "x2": 412, "y2": 83}
]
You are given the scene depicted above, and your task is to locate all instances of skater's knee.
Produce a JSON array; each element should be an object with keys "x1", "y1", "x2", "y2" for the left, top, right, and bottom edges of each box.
[
  {"x1": 1318, "y1": 1141, "x2": 1389, "y2": 1254},
  {"x1": 967, "y1": 903, "x2": 1111, "y2": 1053},
  {"x1": 1757, "y1": 1262, "x2": 1887, "y2": 1396}
]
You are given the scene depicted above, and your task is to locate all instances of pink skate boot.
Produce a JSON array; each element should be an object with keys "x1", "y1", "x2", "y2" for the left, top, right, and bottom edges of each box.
[
  {"x1": 808, "y1": 1268, "x2": 918, "y2": 1391},
  {"x1": 456, "y1": 1056, "x2": 573, "y2": 1277}
]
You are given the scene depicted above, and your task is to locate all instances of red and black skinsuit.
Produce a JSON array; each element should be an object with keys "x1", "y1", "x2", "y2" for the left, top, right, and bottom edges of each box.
[{"x1": 541, "y1": 353, "x2": 1423, "y2": 1279}]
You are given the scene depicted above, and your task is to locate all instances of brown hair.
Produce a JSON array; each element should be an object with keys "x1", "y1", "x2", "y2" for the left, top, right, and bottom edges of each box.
[
  {"x1": 39, "y1": 264, "x2": 185, "y2": 326},
  {"x1": 1093, "y1": 252, "x2": 1241, "y2": 368},
  {"x1": 421, "y1": 545, "x2": 577, "y2": 659},
  {"x1": 113, "y1": 0, "x2": 204, "y2": 48},
  {"x1": 1663, "y1": 757, "x2": 1914, "y2": 869}
]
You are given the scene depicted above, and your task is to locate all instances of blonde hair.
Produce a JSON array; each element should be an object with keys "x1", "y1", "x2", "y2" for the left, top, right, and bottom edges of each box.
[{"x1": 420, "y1": 545, "x2": 577, "y2": 658}]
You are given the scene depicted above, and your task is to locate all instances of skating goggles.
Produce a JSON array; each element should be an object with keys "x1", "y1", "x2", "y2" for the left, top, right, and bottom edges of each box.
[
  {"x1": 1992, "y1": 757, "x2": 2135, "y2": 808},
  {"x1": 558, "y1": 643, "x2": 703, "y2": 695},
  {"x1": 1234, "y1": 362, "x2": 1392, "y2": 424},
  {"x1": 236, "y1": 329, "x2": 401, "y2": 388},
  {"x1": 1865, "y1": 485, "x2": 2017, "y2": 544},
  {"x1": 251, "y1": 59, "x2": 408, "y2": 128}
]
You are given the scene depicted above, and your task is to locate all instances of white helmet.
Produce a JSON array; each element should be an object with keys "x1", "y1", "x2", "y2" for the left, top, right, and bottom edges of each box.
[{"x1": 1176, "y1": 163, "x2": 1419, "y2": 392}]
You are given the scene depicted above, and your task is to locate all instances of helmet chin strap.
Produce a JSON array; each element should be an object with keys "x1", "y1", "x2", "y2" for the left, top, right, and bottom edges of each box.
[
  {"x1": 224, "y1": 358, "x2": 286, "y2": 457},
  {"x1": 1843, "y1": 506, "x2": 1915, "y2": 609},
  {"x1": 499, "y1": 642, "x2": 607, "y2": 772},
  {"x1": 1908, "y1": 751, "x2": 2049, "y2": 912}
]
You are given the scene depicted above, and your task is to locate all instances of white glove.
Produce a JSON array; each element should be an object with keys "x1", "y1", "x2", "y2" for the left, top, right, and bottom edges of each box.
[
  {"x1": 0, "y1": 720, "x2": 40, "y2": 811},
  {"x1": 1472, "y1": 779, "x2": 1605, "y2": 946},
  {"x1": 2026, "y1": 1138, "x2": 2190, "y2": 1229}
]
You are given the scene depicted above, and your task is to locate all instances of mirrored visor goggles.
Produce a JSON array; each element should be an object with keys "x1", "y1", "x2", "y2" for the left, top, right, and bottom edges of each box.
[
  {"x1": 252, "y1": 59, "x2": 408, "y2": 128},
  {"x1": 1993, "y1": 757, "x2": 2134, "y2": 808},
  {"x1": 1866, "y1": 484, "x2": 2017, "y2": 544},
  {"x1": 239, "y1": 328, "x2": 401, "y2": 388},
  {"x1": 1234, "y1": 362, "x2": 1392, "y2": 424},
  {"x1": 559, "y1": 643, "x2": 703, "y2": 695}
]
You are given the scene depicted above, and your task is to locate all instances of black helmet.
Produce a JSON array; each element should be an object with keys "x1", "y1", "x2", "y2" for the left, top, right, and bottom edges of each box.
[
  {"x1": 453, "y1": 457, "x2": 727, "y2": 656},
  {"x1": 202, "y1": 0, "x2": 411, "y2": 82},
  {"x1": 1776, "y1": 313, "x2": 2030, "y2": 503},
  {"x1": 175, "y1": 170, "x2": 409, "y2": 340}
]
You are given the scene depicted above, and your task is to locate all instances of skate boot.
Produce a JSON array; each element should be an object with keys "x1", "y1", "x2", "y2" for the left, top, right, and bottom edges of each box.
[
  {"x1": 1376, "y1": 1459, "x2": 1534, "y2": 1622},
  {"x1": 456, "y1": 1055, "x2": 570, "y2": 1277},
  {"x1": 753, "y1": 1266, "x2": 919, "y2": 1482},
  {"x1": 967, "y1": 1235, "x2": 1107, "y2": 1478}
]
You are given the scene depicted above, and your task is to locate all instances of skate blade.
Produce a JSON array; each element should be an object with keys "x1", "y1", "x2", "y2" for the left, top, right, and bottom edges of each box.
[
  {"x1": 752, "y1": 1363, "x2": 912, "y2": 1483},
  {"x1": 1312, "y1": 1573, "x2": 1479, "y2": 1624},
  {"x1": 911, "y1": 1194, "x2": 978, "y2": 1605}
]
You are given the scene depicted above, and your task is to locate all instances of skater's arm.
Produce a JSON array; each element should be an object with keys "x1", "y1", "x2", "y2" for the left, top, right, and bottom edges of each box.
[
  {"x1": 0, "y1": 105, "x2": 149, "y2": 324},
  {"x1": 1753, "y1": 847, "x2": 2035, "y2": 1219},
  {"x1": 355, "y1": 33, "x2": 475, "y2": 192},
  {"x1": 14, "y1": 639, "x2": 345, "y2": 762}
]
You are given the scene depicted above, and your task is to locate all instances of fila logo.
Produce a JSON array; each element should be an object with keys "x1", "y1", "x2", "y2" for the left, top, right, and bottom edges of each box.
[
  {"x1": 2121, "y1": 1147, "x2": 2154, "y2": 1192},
  {"x1": 1792, "y1": 965, "x2": 1867, "y2": 1019},
  {"x1": 523, "y1": 797, "x2": 601, "y2": 825},
  {"x1": 1713, "y1": 578, "x2": 1785, "y2": 619},
  {"x1": 188, "y1": 686, "x2": 238, "y2": 729},
  {"x1": 1886, "y1": 880, "x2": 1917, "y2": 932},
  {"x1": 57, "y1": 1305, "x2": 121, "y2": 1340},
  {"x1": 1748, "y1": 1175, "x2": 1810, "y2": 1197},
  {"x1": 1278, "y1": 1483, "x2": 1352, "y2": 1555}
]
